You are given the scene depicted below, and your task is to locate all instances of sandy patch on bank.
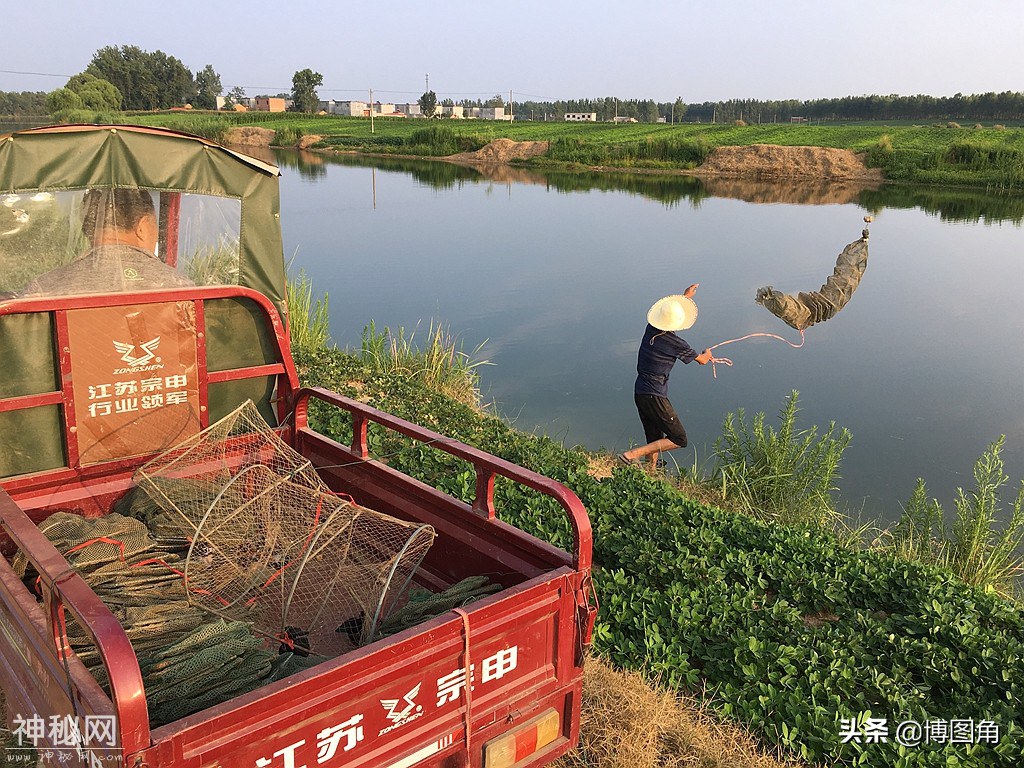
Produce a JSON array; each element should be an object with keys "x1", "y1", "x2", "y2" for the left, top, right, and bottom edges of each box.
[
  {"x1": 447, "y1": 138, "x2": 550, "y2": 163},
  {"x1": 223, "y1": 126, "x2": 276, "y2": 147},
  {"x1": 696, "y1": 144, "x2": 882, "y2": 181},
  {"x1": 445, "y1": 138, "x2": 880, "y2": 182}
]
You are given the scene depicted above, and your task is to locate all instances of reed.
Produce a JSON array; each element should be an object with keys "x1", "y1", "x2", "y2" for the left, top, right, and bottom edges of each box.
[
  {"x1": 549, "y1": 135, "x2": 712, "y2": 168},
  {"x1": 271, "y1": 125, "x2": 305, "y2": 147},
  {"x1": 888, "y1": 436, "x2": 1024, "y2": 598},
  {"x1": 286, "y1": 268, "x2": 331, "y2": 353},
  {"x1": 404, "y1": 125, "x2": 487, "y2": 156},
  {"x1": 183, "y1": 240, "x2": 240, "y2": 285},
  {"x1": 359, "y1": 320, "x2": 490, "y2": 409},
  {"x1": 711, "y1": 391, "x2": 852, "y2": 529}
]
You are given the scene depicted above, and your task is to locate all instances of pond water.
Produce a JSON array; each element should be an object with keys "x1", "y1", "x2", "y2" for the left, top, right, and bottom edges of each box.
[{"x1": 275, "y1": 150, "x2": 1023, "y2": 525}]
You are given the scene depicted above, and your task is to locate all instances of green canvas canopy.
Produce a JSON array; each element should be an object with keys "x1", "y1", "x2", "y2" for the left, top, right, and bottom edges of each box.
[
  {"x1": 0, "y1": 124, "x2": 286, "y2": 314},
  {"x1": 0, "y1": 126, "x2": 292, "y2": 479}
]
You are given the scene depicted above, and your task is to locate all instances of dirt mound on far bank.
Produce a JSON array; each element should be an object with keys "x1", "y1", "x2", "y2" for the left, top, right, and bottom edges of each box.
[
  {"x1": 223, "y1": 126, "x2": 275, "y2": 147},
  {"x1": 448, "y1": 138, "x2": 550, "y2": 163},
  {"x1": 698, "y1": 144, "x2": 882, "y2": 181}
]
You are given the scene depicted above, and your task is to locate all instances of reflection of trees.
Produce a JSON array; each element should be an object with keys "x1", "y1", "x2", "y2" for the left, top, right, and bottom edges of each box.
[
  {"x1": 315, "y1": 153, "x2": 480, "y2": 189},
  {"x1": 272, "y1": 149, "x2": 328, "y2": 180},
  {"x1": 541, "y1": 170, "x2": 710, "y2": 209},
  {"x1": 279, "y1": 151, "x2": 1024, "y2": 224},
  {"x1": 859, "y1": 185, "x2": 1024, "y2": 225}
]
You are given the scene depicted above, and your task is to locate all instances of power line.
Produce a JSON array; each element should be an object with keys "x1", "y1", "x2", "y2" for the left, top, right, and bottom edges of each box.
[{"x1": 0, "y1": 68, "x2": 73, "y2": 79}]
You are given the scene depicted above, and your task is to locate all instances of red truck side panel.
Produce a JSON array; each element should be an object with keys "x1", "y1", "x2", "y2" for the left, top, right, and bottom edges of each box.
[{"x1": 135, "y1": 573, "x2": 578, "y2": 768}]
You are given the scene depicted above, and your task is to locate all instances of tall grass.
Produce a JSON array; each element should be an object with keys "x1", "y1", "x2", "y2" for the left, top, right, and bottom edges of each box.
[
  {"x1": 359, "y1": 320, "x2": 490, "y2": 408},
  {"x1": 710, "y1": 391, "x2": 852, "y2": 529},
  {"x1": 404, "y1": 125, "x2": 488, "y2": 156},
  {"x1": 183, "y1": 240, "x2": 240, "y2": 285},
  {"x1": 286, "y1": 269, "x2": 331, "y2": 353},
  {"x1": 272, "y1": 125, "x2": 306, "y2": 147},
  {"x1": 888, "y1": 436, "x2": 1024, "y2": 598},
  {"x1": 549, "y1": 135, "x2": 713, "y2": 168}
]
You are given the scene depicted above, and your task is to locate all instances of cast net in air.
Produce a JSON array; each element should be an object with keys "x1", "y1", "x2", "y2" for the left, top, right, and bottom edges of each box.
[
  {"x1": 133, "y1": 400, "x2": 436, "y2": 654},
  {"x1": 754, "y1": 227, "x2": 871, "y2": 331}
]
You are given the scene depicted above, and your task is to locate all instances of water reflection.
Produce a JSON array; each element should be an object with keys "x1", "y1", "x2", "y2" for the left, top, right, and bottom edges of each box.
[
  {"x1": 859, "y1": 185, "x2": 1024, "y2": 225},
  {"x1": 272, "y1": 149, "x2": 329, "y2": 181},
  {"x1": 229, "y1": 144, "x2": 329, "y2": 180},
  {"x1": 299, "y1": 150, "x2": 1024, "y2": 224},
  {"x1": 276, "y1": 148, "x2": 1024, "y2": 523},
  {"x1": 318, "y1": 153, "x2": 483, "y2": 188}
]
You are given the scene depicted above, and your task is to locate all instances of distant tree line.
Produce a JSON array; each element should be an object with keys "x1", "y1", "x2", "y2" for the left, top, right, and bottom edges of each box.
[
  {"x1": 7, "y1": 69, "x2": 1024, "y2": 124},
  {"x1": 512, "y1": 92, "x2": 1024, "y2": 123},
  {"x1": 682, "y1": 92, "x2": 1024, "y2": 123},
  {"x1": 0, "y1": 91, "x2": 48, "y2": 115}
]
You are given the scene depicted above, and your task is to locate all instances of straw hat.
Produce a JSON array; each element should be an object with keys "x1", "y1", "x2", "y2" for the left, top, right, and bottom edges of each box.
[{"x1": 647, "y1": 295, "x2": 698, "y2": 331}]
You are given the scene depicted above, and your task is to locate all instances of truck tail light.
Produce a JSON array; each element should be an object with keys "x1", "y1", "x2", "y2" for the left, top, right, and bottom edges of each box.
[{"x1": 483, "y1": 708, "x2": 561, "y2": 768}]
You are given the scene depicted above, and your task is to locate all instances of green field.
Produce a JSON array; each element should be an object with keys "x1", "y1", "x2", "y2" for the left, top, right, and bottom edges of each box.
[{"x1": 128, "y1": 111, "x2": 1024, "y2": 188}]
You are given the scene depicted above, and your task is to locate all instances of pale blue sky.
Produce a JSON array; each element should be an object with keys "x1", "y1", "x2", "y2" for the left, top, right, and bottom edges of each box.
[{"x1": 5, "y1": 0, "x2": 1023, "y2": 103}]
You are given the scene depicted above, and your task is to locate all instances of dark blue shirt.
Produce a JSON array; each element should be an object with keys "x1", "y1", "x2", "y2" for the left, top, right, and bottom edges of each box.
[{"x1": 634, "y1": 323, "x2": 698, "y2": 397}]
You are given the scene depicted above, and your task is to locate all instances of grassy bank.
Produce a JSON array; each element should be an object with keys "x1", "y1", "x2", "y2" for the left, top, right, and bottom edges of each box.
[
  {"x1": 127, "y1": 111, "x2": 1024, "y2": 189},
  {"x1": 296, "y1": 340, "x2": 1024, "y2": 767}
]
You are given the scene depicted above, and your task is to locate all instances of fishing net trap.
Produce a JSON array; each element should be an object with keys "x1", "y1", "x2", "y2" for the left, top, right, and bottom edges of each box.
[{"x1": 133, "y1": 400, "x2": 436, "y2": 653}]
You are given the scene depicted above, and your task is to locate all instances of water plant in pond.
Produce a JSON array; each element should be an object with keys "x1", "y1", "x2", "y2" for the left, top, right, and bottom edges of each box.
[{"x1": 888, "y1": 436, "x2": 1024, "y2": 598}]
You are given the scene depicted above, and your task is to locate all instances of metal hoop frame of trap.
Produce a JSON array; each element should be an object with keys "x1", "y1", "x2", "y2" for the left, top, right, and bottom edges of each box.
[
  {"x1": 183, "y1": 462, "x2": 293, "y2": 609},
  {"x1": 365, "y1": 527, "x2": 429, "y2": 642},
  {"x1": 274, "y1": 501, "x2": 435, "y2": 645},
  {"x1": 144, "y1": 405, "x2": 437, "y2": 651}
]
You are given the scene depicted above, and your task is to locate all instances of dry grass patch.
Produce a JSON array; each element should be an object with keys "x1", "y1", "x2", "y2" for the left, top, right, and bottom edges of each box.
[
  {"x1": 555, "y1": 658, "x2": 803, "y2": 768},
  {"x1": 586, "y1": 454, "x2": 615, "y2": 481}
]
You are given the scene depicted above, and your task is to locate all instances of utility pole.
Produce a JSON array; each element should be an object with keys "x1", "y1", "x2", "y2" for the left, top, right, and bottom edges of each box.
[
  {"x1": 369, "y1": 88, "x2": 374, "y2": 133},
  {"x1": 425, "y1": 73, "x2": 429, "y2": 92},
  {"x1": 509, "y1": 89, "x2": 513, "y2": 121}
]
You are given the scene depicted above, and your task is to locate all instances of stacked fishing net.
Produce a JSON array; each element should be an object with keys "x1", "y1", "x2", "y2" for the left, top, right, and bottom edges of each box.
[
  {"x1": 134, "y1": 400, "x2": 436, "y2": 654},
  {"x1": 375, "y1": 576, "x2": 502, "y2": 638},
  {"x1": 12, "y1": 512, "x2": 274, "y2": 727}
]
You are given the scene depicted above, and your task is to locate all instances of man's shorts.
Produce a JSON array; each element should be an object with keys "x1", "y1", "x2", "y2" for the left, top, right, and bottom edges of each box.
[{"x1": 634, "y1": 394, "x2": 688, "y2": 447}]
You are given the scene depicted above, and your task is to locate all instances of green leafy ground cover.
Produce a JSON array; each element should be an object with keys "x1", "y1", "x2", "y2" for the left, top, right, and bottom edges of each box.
[
  {"x1": 131, "y1": 112, "x2": 1024, "y2": 188},
  {"x1": 297, "y1": 346, "x2": 1024, "y2": 767}
]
